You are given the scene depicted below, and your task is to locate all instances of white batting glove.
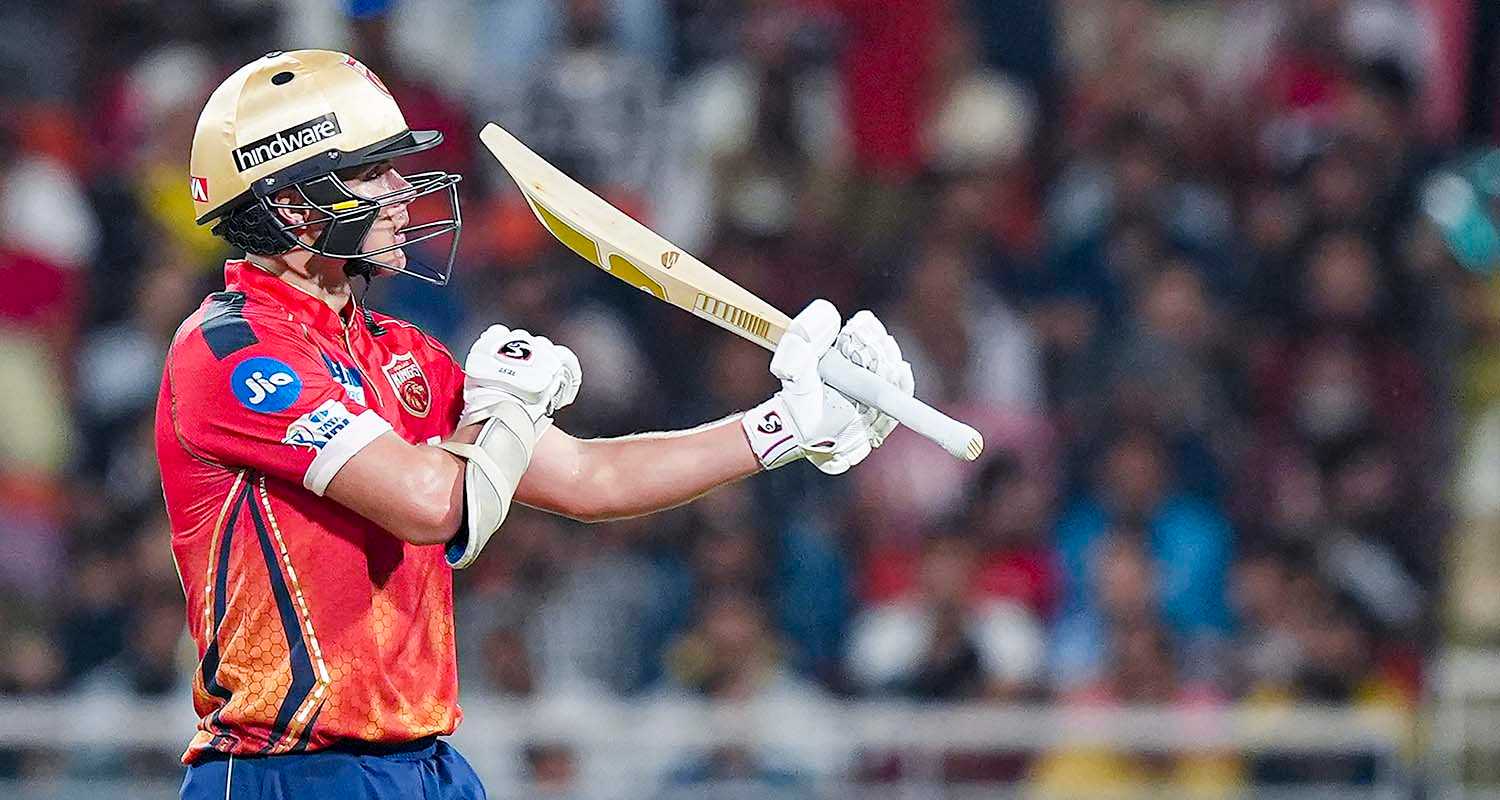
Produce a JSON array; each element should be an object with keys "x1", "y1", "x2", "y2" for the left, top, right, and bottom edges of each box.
[
  {"x1": 742, "y1": 300, "x2": 909, "y2": 474},
  {"x1": 461, "y1": 325, "x2": 582, "y2": 430},
  {"x1": 834, "y1": 310, "x2": 915, "y2": 448}
]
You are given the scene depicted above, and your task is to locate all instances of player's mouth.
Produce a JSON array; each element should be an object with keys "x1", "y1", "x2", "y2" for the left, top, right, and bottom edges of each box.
[{"x1": 390, "y1": 209, "x2": 411, "y2": 244}]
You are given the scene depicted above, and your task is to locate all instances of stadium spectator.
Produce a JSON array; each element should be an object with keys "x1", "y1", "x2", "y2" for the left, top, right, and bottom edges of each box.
[
  {"x1": 846, "y1": 528, "x2": 1046, "y2": 699},
  {"x1": 1032, "y1": 616, "x2": 1244, "y2": 797},
  {"x1": 1055, "y1": 426, "x2": 1234, "y2": 646}
]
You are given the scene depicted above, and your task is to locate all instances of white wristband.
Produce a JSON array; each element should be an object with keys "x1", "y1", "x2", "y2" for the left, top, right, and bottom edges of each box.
[{"x1": 742, "y1": 395, "x2": 802, "y2": 470}]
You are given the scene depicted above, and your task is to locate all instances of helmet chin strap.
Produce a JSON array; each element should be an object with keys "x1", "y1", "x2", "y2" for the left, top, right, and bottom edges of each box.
[
  {"x1": 345, "y1": 260, "x2": 388, "y2": 336},
  {"x1": 343, "y1": 257, "x2": 379, "y2": 280}
]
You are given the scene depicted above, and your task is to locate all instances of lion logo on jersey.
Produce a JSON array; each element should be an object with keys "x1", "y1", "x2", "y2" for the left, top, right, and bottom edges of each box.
[{"x1": 382, "y1": 352, "x2": 431, "y2": 418}]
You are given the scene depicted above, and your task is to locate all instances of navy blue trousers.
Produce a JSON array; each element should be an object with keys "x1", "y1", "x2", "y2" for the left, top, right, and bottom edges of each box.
[{"x1": 180, "y1": 738, "x2": 486, "y2": 799}]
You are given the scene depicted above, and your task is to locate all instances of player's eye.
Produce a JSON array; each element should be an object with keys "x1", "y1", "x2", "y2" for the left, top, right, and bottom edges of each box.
[{"x1": 336, "y1": 162, "x2": 388, "y2": 182}]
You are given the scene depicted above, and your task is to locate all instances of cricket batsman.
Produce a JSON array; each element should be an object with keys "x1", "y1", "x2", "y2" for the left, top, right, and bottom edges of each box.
[{"x1": 159, "y1": 50, "x2": 913, "y2": 799}]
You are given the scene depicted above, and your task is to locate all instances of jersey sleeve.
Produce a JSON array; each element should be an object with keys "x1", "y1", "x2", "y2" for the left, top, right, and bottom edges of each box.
[
  {"x1": 168, "y1": 313, "x2": 393, "y2": 495},
  {"x1": 425, "y1": 336, "x2": 465, "y2": 431}
]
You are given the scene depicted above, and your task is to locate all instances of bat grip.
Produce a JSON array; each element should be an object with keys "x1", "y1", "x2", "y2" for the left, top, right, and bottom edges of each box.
[{"x1": 818, "y1": 351, "x2": 985, "y2": 462}]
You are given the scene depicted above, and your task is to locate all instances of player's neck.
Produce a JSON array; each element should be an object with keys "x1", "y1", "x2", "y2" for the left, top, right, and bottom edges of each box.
[{"x1": 246, "y1": 251, "x2": 353, "y2": 314}]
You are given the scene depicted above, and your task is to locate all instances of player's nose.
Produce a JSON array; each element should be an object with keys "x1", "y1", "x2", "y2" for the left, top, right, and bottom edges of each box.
[{"x1": 386, "y1": 167, "x2": 414, "y2": 194}]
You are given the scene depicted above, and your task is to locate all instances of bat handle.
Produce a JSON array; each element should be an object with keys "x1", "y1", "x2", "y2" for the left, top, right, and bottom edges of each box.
[{"x1": 818, "y1": 351, "x2": 985, "y2": 462}]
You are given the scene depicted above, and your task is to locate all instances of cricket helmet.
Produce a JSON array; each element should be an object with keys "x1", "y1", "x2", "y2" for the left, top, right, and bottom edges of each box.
[{"x1": 190, "y1": 49, "x2": 461, "y2": 284}]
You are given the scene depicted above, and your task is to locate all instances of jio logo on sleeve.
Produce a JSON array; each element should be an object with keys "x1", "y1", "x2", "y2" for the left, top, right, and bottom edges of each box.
[{"x1": 231, "y1": 356, "x2": 303, "y2": 412}]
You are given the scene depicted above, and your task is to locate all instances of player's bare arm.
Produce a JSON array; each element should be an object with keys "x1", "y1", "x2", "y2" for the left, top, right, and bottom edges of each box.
[
  {"x1": 513, "y1": 307, "x2": 901, "y2": 518},
  {"x1": 420, "y1": 304, "x2": 911, "y2": 567},
  {"x1": 324, "y1": 302, "x2": 914, "y2": 561},
  {"x1": 514, "y1": 301, "x2": 916, "y2": 523},
  {"x1": 327, "y1": 303, "x2": 911, "y2": 537},
  {"x1": 516, "y1": 421, "x2": 759, "y2": 523},
  {"x1": 323, "y1": 426, "x2": 478, "y2": 545}
]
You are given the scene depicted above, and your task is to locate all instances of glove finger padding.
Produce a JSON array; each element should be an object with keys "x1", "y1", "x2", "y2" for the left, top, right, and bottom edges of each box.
[
  {"x1": 553, "y1": 346, "x2": 582, "y2": 412},
  {"x1": 835, "y1": 310, "x2": 915, "y2": 449},
  {"x1": 770, "y1": 300, "x2": 840, "y2": 383},
  {"x1": 746, "y1": 300, "x2": 909, "y2": 475},
  {"x1": 805, "y1": 436, "x2": 871, "y2": 475},
  {"x1": 769, "y1": 299, "x2": 842, "y2": 442},
  {"x1": 789, "y1": 299, "x2": 842, "y2": 350},
  {"x1": 462, "y1": 325, "x2": 582, "y2": 428}
]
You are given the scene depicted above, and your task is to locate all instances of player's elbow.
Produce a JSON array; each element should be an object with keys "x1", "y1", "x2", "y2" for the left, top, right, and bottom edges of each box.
[
  {"x1": 402, "y1": 498, "x2": 462, "y2": 546},
  {"x1": 393, "y1": 463, "x2": 464, "y2": 546}
]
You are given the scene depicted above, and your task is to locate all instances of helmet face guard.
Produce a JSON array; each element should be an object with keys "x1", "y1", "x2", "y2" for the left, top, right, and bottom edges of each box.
[
  {"x1": 262, "y1": 168, "x2": 462, "y2": 285},
  {"x1": 240, "y1": 129, "x2": 463, "y2": 286}
]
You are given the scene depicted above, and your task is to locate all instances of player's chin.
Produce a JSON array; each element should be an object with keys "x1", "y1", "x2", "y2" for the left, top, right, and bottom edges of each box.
[{"x1": 364, "y1": 244, "x2": 408, "y2": 271}]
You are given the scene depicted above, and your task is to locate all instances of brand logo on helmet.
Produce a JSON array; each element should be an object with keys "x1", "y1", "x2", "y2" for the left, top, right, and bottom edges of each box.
[
  {"x1": 756, "y1": 411, "x2": 784, "y2": 434},
  {"x1": 190, "y1": 176, "x2": 210, "y2": 202},
  {"x1": 342, "y1": 55, "x2": 392, "y2": 97},
  {"x1": 382, "y1": 352, "x2": 431, "y2": 418},
  {"x1": 662, "y1": 251, "x2": 680, "y2": 269},
  {"x1": 231, "y1": 113, "x2": 343, "y2": 172},
  {"x1": 499, "y1": 340, "x2": 532, "y2": 361}
]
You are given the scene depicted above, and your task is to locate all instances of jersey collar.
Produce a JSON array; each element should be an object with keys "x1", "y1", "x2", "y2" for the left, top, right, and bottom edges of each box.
[{"x1": 223, "y1": 259, "x2": 360, "y2": 334}]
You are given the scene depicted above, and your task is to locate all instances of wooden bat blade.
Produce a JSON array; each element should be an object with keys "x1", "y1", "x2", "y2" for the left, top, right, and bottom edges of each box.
[
  {"x1": 479, "y1": 122, "x2": 984, "y2": 461},
  {"x1": 480, "y1": 123, "x2": 789, "y2": 350}
]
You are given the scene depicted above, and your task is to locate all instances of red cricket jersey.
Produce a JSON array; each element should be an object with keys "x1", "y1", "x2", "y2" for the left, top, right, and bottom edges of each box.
[{"x1": 155, "y1": 260, "x2": 466, "y2": 763}]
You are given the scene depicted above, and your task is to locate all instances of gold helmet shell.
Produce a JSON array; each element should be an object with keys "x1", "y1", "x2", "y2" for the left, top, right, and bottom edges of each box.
[
  {"x1": 190, "y1": 49, "x2": 439, "y2": 223},
  {"x1": 189, "y1": 50, "x2": 462, "y2": 285}
]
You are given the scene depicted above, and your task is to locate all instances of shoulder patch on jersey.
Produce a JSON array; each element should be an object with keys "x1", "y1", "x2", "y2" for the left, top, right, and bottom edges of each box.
[
  {"x1": 201, "y1": 292, "x2": 258, "y2": 359},
  {"x1": 320, "y1": 353, "x2": 367, "y2": 406},
  {"x1": 282, "y1": 398, "x2": 356, "y2": 450},
  {"x1": 231, "y1": 356, "x2": 303, "y2": 412}
]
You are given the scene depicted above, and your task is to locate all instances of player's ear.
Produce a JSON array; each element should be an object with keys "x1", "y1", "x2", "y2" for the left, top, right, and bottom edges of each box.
[{"x1": 270, "y1": 188, "x2": 310, "y2": 227}]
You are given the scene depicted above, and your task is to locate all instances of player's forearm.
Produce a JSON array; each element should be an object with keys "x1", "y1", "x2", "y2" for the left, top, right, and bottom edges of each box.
[
  {"x1": 325, "y1": 425, "x2": 479, "y2": 545},
  {"x1": 517, "y1": 417, "x2": 760, "y2": 522}
]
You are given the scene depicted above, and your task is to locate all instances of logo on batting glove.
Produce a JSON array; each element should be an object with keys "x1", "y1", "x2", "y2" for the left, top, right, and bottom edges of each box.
[
  {"x1": 499, "y1": 340, "x2": 533, "y2": 361},
  {"x1": 756, "y1": 411, "x2": 784, "y2": 434}
]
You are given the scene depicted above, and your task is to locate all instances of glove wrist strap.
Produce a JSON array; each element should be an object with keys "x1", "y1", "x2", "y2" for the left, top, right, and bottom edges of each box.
[{"x1": 742, "y1": 395, "x2": 803, "y2": 470}]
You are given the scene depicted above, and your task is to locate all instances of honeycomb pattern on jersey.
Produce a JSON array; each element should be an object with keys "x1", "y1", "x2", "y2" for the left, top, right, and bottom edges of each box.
[
  {"x1": 183, "y1": 508, "x2": 462, "y2": 758},
  {"x1": 371, "y1": 591, "x2": 395, "y2": 652}
]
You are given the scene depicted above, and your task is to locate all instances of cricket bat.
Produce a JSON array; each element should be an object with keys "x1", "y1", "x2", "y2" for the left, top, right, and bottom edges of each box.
[{"x1": 480, "y1": 123, "x2": 984, "y2": 462}]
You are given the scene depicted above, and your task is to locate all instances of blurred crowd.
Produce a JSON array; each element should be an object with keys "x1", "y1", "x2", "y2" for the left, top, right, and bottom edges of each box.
[{"x1": 2, "y1": 0, "x2": 1498, "y2": 793}]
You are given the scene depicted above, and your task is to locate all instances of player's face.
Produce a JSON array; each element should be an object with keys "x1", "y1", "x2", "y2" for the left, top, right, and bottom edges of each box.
[{"x1": 342, "y1": 161, "x2": 413, "y2": 270}]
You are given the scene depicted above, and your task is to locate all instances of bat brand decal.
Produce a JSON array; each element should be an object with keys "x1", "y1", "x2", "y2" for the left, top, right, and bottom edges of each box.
[
  {"x1": 756, "y1": 411, "x2": 783, "y2": 434},
  {"x1": 382, "y1": 352, "x2": 431, "y2": 418},
  {"x1": 499, "y1": 340, "x2": 532, "y2": 361},
  {"x1": 661, "y1": 251, "x2": 680, "y2": 269}
]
